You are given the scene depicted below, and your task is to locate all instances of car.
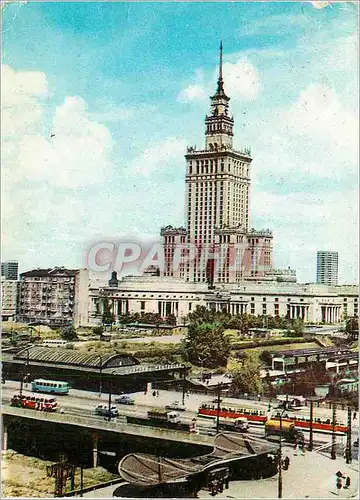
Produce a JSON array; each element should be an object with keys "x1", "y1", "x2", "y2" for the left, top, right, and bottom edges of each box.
[
  {"x1": 353, "y1": 438, "x2": 359, "y2": 448},
  {"x1": 165, "y1": 400, "x2": 186, "y2": 411},
  {"x1": 115, "y1": 395, "x2": 135, "y2": 405},
  {"x1": 95, "y1": 404, "x2": 119, "y2": 418}
]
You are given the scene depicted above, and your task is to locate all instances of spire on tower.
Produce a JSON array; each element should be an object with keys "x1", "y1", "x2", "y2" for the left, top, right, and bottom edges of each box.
[{"x1": 217, "y1": 40, "x2": 224, "y2": 94}]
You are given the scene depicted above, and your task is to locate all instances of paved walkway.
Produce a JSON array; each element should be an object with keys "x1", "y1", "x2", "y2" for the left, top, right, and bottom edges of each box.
[
  {"x1": 198, "y1": 447, "x2": 359, "y2": 499},
  {"x1": 80, "y1": 447, "x2": 359, "y2": 498}
]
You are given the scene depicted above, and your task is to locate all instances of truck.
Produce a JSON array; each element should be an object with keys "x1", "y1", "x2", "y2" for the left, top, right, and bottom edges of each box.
[
  {"x1": 265, "y1": 419, "x2": 302, "y2": 443},
  {"x1": 126, "y1": 409, "x2": 190, "y2": 431},
  {"x1": 147, "y1": 409, "x2": 181, "y2": 424},
  {"x1": 218, "y1": 416, "x2": 249, "y2": 432},
  {"x1": 197, "y1": 416, "x2": 249, "y2": 434}
]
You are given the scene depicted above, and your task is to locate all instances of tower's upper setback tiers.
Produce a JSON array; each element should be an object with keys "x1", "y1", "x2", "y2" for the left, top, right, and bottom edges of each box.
[{"x1": 185, "y1": 41, "x2": 252, "y2": 162}]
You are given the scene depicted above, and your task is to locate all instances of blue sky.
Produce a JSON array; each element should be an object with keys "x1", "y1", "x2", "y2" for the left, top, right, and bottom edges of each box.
[{"x1": 2, "y1": 1, "x2": 358, "y2": 283}]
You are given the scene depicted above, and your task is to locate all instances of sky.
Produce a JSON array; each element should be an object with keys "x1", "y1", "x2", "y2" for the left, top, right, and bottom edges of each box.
[{"x1": 2, "y1": 1, "x2": 359, "y2": 284}]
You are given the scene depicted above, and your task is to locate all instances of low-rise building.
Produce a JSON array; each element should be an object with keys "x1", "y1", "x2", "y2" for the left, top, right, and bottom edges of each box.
[{"x1": 87, "y1": 275, "x2": 358, "y2": 326}]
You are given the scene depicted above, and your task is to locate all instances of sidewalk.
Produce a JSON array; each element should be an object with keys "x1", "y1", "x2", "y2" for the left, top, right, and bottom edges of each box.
[{"x1": 198, "y1": 447, "x2": 359, "y2": 499}]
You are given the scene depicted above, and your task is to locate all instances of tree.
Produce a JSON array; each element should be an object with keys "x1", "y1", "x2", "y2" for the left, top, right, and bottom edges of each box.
[
  {"x1": 60, "y1": 325, "x2": 78, "y2": 341},
  {"x1": 93, "y1": 326, "x2": 104, "y2": 337},
  {"x1": 165, "y1": 314, "x2": 177, "y2": 326},
  {"x1": 292, "y1": 318, "x2": 304, "y2": 336},
  {"x1": 102, "y1": 298, "x2": 115, "y2": 325},
  {"x1": 259, "y1": 349, "x2": 273, "y2": 367},
  {"x1": 230, "y1": 352, "x2": 263, "y2": 395},
  {"x1": 345, "y1": 316, "x2": 359, "y2": 341},
  {"x1": 188, "y1": 305, "x2": 216, "y2": 325},
  {"x1": 182, "y1": 323, "x2": 231, "y2": 368}
]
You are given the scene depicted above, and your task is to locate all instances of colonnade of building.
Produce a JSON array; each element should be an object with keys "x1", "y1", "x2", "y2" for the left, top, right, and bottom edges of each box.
[
  {"x1": 287, "y1": 304, "x2": 309, "y2": 321},
  {"x1": 321, "y1": 305, "x2": 341, "y2": 324},
  {"x1": 88, "y1": 285, "x2": 354, "y2": 326},
  {"x1": 207, "y1": 301, "x2": 248, "y2": 315}
]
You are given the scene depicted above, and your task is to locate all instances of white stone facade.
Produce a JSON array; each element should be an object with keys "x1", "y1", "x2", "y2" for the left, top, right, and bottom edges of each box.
[{"x1": 87, "y1": 276, "x2": 358, "y2": 326}]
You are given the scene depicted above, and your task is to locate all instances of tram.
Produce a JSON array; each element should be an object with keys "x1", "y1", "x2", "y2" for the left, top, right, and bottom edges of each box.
[
  {"x1": 271, "y1": 411, "x2": 348, "y2": 434},
  {"x1": 10, "y1": 393, "x2": 58, "y2": 412},
  {"x1": 198, "y1": 402, "x2": 268, "y2": 423}
]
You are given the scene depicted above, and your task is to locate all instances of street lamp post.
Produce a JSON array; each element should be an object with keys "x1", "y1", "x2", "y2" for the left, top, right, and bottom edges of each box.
[
  {"x1": 107, "y1": 380, "x2": 112, "y2": 422},
  {"x1": 216, "y1": 383, "x2": 222, "y2": 434},
  {"x1": 181, "y1": 366, "x2": 186, "y2": 406},
  {"x1": 19, "y1": 348, "x2": 31, "y2": 396},
  {"x1": 308, "y1": 399, "x2": 314, "y2": 451},
  {"x1": 98, "y1": 355, "x2": 103, "y2": 397},
  {"x1": 345, "y1": 406, "x2": 352, "y2": 464},
  {"x1": 278, "y1": 408, "x2": 287, "y2": 499},
  {"x1": 331, "y1": 403, "x2": 337, "y2": 460}
]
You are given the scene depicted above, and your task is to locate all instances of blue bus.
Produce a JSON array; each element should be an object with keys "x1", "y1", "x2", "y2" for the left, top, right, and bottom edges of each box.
[{"x1": 31, "y1": 379, "x2": 70, "y2": 395}]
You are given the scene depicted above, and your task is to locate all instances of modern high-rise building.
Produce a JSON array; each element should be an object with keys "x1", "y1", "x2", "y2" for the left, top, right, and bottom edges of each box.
[
  {"x1": 162, "y1": 43, "x2": 275, "y2": 284},
  {"x1": 316, "y1": 251, "x2": 339, "y2": 285},
  {"x1": 1, "y1": 260, "x2": 19, "y2": 281}
]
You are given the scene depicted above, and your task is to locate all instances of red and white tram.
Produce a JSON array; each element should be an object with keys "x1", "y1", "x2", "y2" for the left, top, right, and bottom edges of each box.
[
  {"x1": 198, "y1": 402, "x2": 268, "y2": 423},
  {"x1": 10, "y1": 393, "x2": 58, "y2": 412}
]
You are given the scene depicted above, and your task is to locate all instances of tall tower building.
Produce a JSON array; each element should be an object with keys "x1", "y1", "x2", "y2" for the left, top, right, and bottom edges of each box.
[
  {"x1": 185, "y1": 43, "x2": 254, "y2": 282},
  {"x1": 316, "y1": 251, "x2": 339, "y2": 285},
  {"x1": 160, "y1": 43, "x2": 276, "y2": 284},
  {"x1": 1, "y1": 260, "x2": 19, "y2": 281}
]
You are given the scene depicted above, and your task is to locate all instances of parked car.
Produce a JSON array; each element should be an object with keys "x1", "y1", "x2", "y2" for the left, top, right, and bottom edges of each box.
[
  {"x1": 115, "y1": 395, "x2": 135, "y2": 405},
  {"x1": 95, "y1": 404, "x2": 119, "y2": 418},
  {"x1": 165, "y1": 400, "x2": 186, "y2": 411}
]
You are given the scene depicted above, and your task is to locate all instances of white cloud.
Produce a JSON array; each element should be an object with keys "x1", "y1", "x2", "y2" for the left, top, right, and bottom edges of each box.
[
  {"x1": 2, "y1": 64, "x2": 48, "y2": 137},
  {"x1": 252, "y1": 189, "x2": 358, "y2": 283},
  {"x1": 222, "y1": 59, "x2": 261, "y2": 101},
  {"x1": 2, "y1": 65, "x2": 116, "y2": 269},
  {"x1": 178, "y1": 57, "x2": 261, "y2": 104},
  {"x1": 178, "y1": 84, "x2": 206, "y2": 103},
  {"x1": 284, "y1": 83, "x2": 358, "y2": 154},
  {"x1": 130, "y1": 137, "x2": 186, "y2": 176},
  {"x1": 310, "y1": 1, "x2": 331, "y2": 9},
  {"x1": 2, "y1": 66, "x2": 114, "y2": 188}
]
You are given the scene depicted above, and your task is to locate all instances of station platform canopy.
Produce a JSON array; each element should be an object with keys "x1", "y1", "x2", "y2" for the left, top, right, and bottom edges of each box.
[{"x1": 14, "y1": 347, "x2": 139, "y2": 369}]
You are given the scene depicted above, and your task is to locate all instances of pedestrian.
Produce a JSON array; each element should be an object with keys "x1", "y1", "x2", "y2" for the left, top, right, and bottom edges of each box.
[
  {"x1": 344, "y1": 476, "x2": 351, "y2": 489},
  {"x1": 353, "y1": 411, "x2": 357, "y2": 421},
  {"x1": 294, "y1": 440, "x2": 298, "y2": 455},
  {"x1": 336, "y1": 477, "x2": 342, "y2": 495},
  {"x1": 156, "y1": 390, "x2": 159, "y2": 397},
  {"x1": 283, "y1": 456, "x2": 290, "y2": 470},
  {"x1": 257, "y1": 394, "x2": 261, "y2": 402},
  {"x1": 152, "y1": 390, "x2": 156, "y2": 397}
]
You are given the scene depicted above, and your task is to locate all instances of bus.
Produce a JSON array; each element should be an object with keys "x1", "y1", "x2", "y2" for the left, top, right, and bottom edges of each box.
[
  {"x1": 198, "y1": 402, "x2": 267, "y2": 424},
  {"x1": 10, "y1": 393, "x2": 57, "y2": 412},
  {"x1": 31, "y1": 379, "x2": 70, "y2": 395}
]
